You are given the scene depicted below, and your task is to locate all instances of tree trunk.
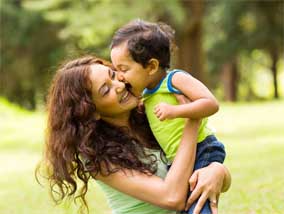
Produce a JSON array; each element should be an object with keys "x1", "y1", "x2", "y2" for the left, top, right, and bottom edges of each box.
[
  {"x1": 269, "y1": 49, "x2": 279, "y2": 99},
  {"x1": 12, "y1": 0, "x2": 22, "y2": 7},
  {"x1": 221, "y1": 58, "x2": 238, "y2": 101},
  {"x1": 27, "y1": 88, "x2": 36, "y2": 110},
  {"x1": 175, "y1": 0, "x2": 205, "y2": 83}
]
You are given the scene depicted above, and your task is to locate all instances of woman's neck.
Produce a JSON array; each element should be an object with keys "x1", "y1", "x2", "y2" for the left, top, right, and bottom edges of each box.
[{"x1": 101, "y1": 114, "x2": 130, "y2": 128}]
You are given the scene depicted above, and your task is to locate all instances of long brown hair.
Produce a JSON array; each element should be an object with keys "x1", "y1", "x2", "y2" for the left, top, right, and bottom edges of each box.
[{"x1": 36, "y1": 56, "x2": 161, "y2": 213}]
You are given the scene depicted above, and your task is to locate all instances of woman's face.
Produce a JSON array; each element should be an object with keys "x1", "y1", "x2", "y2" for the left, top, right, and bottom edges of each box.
[{"x1": 89, "y1": 63, "x2": 138, "y2": 121}]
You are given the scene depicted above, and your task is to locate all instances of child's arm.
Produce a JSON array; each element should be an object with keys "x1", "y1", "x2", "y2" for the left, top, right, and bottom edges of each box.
[{"x1": 154, "y1": 72, "x2": 219, "y2": 121}]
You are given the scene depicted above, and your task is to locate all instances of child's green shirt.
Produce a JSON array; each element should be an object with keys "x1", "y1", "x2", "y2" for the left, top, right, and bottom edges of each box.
[{"x1": 143, "y1": 69, "x2": 213, "y2": 161}]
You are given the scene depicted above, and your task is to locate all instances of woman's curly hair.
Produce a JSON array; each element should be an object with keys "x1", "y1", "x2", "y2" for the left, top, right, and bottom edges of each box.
[{"x1": 36, "y1": 55, "x2": 162, "y2": 213}]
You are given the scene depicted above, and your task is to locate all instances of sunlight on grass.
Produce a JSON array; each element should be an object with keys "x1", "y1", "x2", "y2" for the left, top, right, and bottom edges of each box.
[
  {"x1": 1, "y1": 98, "x2": 283, "y2": 214},
  {"x1": 0, "y1": 150, "x2": 111, "y2": 214},
  {"x1": 209, "y1": 101, "x2": 284, "y2": 214},
  {"x1": 0, "y1": 97, "x2": 45, "y2": 151},
  {"x1": 0, "y1": 98, "x2": 111, "y2": 214}
]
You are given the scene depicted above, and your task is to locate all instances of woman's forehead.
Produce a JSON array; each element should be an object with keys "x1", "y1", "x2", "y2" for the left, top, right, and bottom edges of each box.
[
  {"x1": 89, "y1": 64, "x2": 109, "y2": 86},
  {"x1": 91, "y1": 63, "x2": 109, "y2": 70},
  {"x1": 90, "y1": 63, "x2": 112, "y2": 78}
]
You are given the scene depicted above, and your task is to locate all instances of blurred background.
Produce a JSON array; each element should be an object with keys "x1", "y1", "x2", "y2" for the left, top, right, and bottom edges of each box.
[{"x1": 0, "y1": 0, "x2": 283, "y2": 213}]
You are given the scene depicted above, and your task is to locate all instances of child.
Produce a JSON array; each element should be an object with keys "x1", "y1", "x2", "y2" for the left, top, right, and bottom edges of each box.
[{"x1": 110, "y1": 19, "x2": 226, "y2": 214}]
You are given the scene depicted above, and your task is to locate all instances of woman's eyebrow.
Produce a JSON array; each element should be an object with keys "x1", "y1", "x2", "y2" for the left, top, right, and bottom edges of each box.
[{"x1": 108, "y1": 68, "x2": 112, "y2": 77}]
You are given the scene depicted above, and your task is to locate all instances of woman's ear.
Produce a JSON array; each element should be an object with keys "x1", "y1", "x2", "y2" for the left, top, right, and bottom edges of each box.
[{"x1": 147, "y1": 58, "x2": 159, "y2": 75}]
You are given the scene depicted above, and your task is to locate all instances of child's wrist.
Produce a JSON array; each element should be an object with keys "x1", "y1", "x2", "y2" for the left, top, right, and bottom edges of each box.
[{"x1": 173, "y1": 104, "x2": 188, "y2": 118}]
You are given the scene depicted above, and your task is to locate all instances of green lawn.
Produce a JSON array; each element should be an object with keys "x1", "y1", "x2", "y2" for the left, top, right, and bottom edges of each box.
[{"x1": 0, "y1": 98, "x2": 283, "y2": 214}]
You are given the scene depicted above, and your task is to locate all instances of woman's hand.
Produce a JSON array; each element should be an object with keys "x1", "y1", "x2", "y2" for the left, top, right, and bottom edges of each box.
[{"x1": 185, "y1": 162, "x2": 230, "y2": 214}]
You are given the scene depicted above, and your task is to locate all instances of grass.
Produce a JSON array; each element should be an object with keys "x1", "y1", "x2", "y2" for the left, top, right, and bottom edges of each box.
[
  {"x1": 0, "y1": 98, "x2": 283, "y2": 214},
  {"x1": 0, "y1": 98, "x2": 110, "y2": 214},
  {"x1": 209, "y1": 101, "x2": 284, "y2": 214}
]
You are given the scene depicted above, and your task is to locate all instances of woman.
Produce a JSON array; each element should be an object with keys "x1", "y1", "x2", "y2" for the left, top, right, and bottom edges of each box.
[{"x1": 37, "y1": 56, "x2": 230, "y2": 214}]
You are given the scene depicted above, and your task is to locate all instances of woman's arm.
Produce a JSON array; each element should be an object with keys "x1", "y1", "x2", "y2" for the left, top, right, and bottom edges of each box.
[
  {"x1": 185, "y1": 162, "x2": 232, "y2": 214},
  {"x1": 96, "y1": 119, "x2": 199, "y2": 211}
]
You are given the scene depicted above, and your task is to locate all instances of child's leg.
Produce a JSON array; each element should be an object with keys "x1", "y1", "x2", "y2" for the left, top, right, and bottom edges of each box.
[
  {"x1": 185, "y1": 135, "x2": 226, "y2": 214},
  {"x1": 186, "y1": 201, "x2": 211, "y2": 214}
]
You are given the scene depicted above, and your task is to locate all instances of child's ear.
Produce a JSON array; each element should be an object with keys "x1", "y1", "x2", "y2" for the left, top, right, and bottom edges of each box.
[{"x1": 147, "y1": 59, "x2": 159, "y2": 75}]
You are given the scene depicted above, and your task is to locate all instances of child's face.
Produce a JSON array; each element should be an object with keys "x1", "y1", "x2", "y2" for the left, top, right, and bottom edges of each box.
[{"x1": 111, "y1": 42, "x2": 150, "y2": 97}]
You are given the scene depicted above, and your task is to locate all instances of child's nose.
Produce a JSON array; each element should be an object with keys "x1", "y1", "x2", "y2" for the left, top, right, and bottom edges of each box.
[{"x1": 117, "y1": 71, "x2": 125, "y2": 82}]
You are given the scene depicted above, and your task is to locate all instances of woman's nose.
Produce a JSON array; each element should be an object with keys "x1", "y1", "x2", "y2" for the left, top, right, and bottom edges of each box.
[{"x1": 115, "y1": 80, "x2": 125, "y2": 93}]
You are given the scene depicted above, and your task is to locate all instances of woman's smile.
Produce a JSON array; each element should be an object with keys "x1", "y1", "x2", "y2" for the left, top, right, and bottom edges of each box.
[{"x1": 120, "y1": 90, "x2": 130, "y2": 103}]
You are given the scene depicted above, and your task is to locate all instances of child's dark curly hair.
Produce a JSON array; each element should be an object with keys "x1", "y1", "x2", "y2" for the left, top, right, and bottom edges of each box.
[{"x1": 111, "y1": 19, "x2": 176, "y2": 71}]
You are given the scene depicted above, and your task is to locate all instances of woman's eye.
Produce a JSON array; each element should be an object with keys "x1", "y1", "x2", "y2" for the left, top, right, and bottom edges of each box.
[
  {"x1": 101, "y1": 85, "x2": 110, "y2": 96},
  {"x1": 111, "y1": 71, "x2": 116, "y2": 80},
  {"x1": 103, "y1": 87, "x2": 110, "y2": 96}
]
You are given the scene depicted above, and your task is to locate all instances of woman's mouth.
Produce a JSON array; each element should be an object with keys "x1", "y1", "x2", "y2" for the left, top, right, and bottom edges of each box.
[{"x1": 120, "y1": 90, "x2": 130, "y2": 103}]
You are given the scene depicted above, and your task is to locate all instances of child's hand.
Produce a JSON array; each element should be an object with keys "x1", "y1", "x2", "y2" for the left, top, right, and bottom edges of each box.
[{"x1": 154, "y1": 103, "x2": 176, "y2": 121}]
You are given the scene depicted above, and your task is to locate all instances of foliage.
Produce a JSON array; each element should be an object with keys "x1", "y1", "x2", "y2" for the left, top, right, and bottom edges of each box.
[
  {"x1": 0, "y1": 0, "x2": 65, "y2": 109},
  {"x1": 206, "y1": 0, "x2": 283, "y2": 69},
  {"x1": 23, "y1": 0, "x2": 184, "y2": 59},
  {"x1": 1, "y1": 0, "x2": 283, "y2": 109},
  {"x1": 204, "y1": 0, "x2": 284, "y2": 100},
  {"x1": 1, "y1": 0, "x2": 185, "y2": 109}
]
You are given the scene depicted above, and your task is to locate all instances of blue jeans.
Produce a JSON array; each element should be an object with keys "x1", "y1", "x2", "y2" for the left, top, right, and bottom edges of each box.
[{"x1": 179, "y1": 135, "x2": 226, "y2": 214}]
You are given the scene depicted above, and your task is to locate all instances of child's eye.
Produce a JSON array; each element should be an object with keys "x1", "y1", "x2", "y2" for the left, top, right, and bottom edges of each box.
[{"x1": 119, "y1": 67, "x2": 127, "y2": 73}]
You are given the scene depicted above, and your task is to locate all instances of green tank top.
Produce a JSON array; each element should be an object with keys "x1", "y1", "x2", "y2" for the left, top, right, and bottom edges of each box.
[
  {"x1": 143, "y1": 69, "x2": 213, "y2": 161},
  {"x1": 96, "y1": 149, "x2": 176, "y2": 214}
]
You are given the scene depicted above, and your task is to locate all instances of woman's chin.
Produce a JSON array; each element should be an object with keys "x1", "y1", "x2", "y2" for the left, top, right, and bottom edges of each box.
[{"x1": 121, "y1": 95, "x2": 138, "y2": 110}]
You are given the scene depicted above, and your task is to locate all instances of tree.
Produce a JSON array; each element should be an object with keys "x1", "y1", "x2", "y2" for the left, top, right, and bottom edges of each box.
[
  {"x1": 205, "y1": 0, "x2": 284, "y2": 101},
  {"x1": 32, "y1": 0, "x2": 207, "y2": 79},
  {"x1": 251, "y1": 1, "x2": 284, "y2": 99},
  {"x1": 0, "y1": 0, "x2": 64, "y2": 109},
  {"x1": 175, "y1": 0, "x2": 206, "y2": 83}
]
